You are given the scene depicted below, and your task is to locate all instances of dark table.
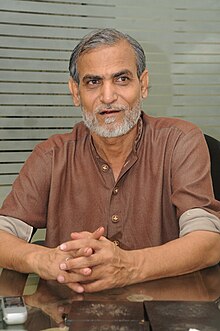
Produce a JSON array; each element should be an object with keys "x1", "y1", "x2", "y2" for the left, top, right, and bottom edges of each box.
[{"x1": 0, "y1": 265, "x2": 219, "y2": 330}]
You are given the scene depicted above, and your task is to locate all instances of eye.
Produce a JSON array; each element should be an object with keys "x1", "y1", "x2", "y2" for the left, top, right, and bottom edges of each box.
[
  {"x1": 116, "y1": 76, "x2": 130, "y2": 84},
  {"x1": 86, "y1": 79, "x2": 101, "y2": 87}
]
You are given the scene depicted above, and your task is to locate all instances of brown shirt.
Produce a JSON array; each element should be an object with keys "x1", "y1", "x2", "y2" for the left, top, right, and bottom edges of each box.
[{"x1": 0, "y1": 113, "x2": 219, "y2": 249}]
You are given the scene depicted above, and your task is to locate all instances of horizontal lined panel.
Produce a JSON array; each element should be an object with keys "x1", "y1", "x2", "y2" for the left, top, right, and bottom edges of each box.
[
  {"x1": 0, "y1": 2, "x2": 171, "y2": 20},
  {"x1": 165, "y1": 106, "x2": 220, "y2": 117},
  {"x1": 173, "y1": 95, "x2": 220, "y2": 105},
  {"x1": 173, "y1": 44, "x2": 220, "y2": 54},
  {"x1": 0, "y1": 71, "x2": 69, "y2": 83},
  {"x1": 0, "y1": 140, "x2": 42, "y2": 151},
  {"x1": 0, "y1": 187, "x2": 10, "y2": 204},
  {"x1": 0, "y1": 83, "x2": 68, "y2": 94},
  {"x1": 172, "y1": 63, "x2": 220, "y2": 74},
  {"x1": 0, "y1": 12, "x2": 116, "y2": 29},
  {"x1": 172, "y1": 74, "x2": 220, "y2": 85},
  {"x1": 173, "y1": 85, "x2": 220, "y2": 95},
  {"x1": 0, "y1": 106, "x2": 81, "y2": 117},
  {"x1": 0, "y1": 1, "x2": 115, "y2": 17},
  {"x1": 148, "y1": 94, "x2": 220, "y2": 106},
  {"x1": 146, "y1": 63, "x2": 172, "y2": 74},
  {"x1": 0, "y1": 151, "x2": 31, "y2": 162},
  {"x1": 173, "y1": 0, "x2": 220, "y2": 9},
  {"x1": 172, "y1": 54, "x2": 220, "y2": 63},
  {"x1": 0, "y1": 128, "x2": 73, "y2": 139},
  {"x1": 0, "y1": 24, "x2": 114, "y2": 39},
  {"x1": 173, "y1": 33, "x2": 220, "y2": 43},
  {"x1": 173, "y1": 21, "x2": 220, "y2": 33},
  {"x1": 148, "y1": 74, "x2": 172, "y2": 85},
  {"x1": 48, "y1": 0, "x2": 147, "y2": 5},
  {"x1": 174, "y1": 10, "x2": 220, "y2": 21},
  {"x1": 175, "y1": 117, "x2": 220, "y2": 127},
  {"x1": 0, "y1": 48, "x2": 71, "y2": 61},
  {"x1": 0, "y1": 117, "x2": 78, "y2": 128},
  {"x1": 0, "y1": 36, "x2": 84, "y2": 50},
  {"x1": 143, "y1": 96, "x2": 173, "y2": 106},
  {"x1": 201, "y1": 127, "x2": 220, "y2": 140},
  {"x1": 1, "y1": 174, "x2": 19, "y2": 185},
  {"x1": 0, "y1": 94, "x2": 72, "y2": 105},
  {"x1": 0, "y1": 164, "x2": 22, "y2": 174},
  {"x1": 0, "y1": 58, "x2": 68, "y2": 71}
]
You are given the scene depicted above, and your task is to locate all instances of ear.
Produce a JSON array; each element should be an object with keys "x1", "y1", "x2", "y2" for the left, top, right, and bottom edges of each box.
[
  {"x1": 140, "y1": 69, "x2": 149, "y2": 99},
  {"x1": 68, "y1": 77, "x2": 81, "y2": 107}
]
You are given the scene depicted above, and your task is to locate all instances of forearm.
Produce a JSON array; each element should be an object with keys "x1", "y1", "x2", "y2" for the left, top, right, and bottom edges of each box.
[
  {"x1": 53, "y1": 230, "x2": 220, "y2": 293},
  {"x1": 129, "y1": 231, "x2": 220, "y2": 284},
  {"x1": 0, "y1": 230, "x2": 49, "y2": 274}
]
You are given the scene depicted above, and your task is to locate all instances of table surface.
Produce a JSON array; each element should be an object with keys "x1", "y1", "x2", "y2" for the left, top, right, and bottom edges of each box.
[{"x1": 0, "y1": 264, "x2": 219, "y2": 330}]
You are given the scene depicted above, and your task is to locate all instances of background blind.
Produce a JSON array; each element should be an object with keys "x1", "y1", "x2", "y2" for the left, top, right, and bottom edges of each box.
[{"x1": 1, "y1": 0, "x2": 220, "y2": 205}]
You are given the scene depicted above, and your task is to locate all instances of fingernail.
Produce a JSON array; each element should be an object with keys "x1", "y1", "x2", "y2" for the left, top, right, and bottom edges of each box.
[
  {"x1": 83, "y1": 268, "x2": 91, "y2": 275},
  {"x1": 60, "y1": 243, "x2": 67, "y2": 250},
  {"x1": 60, "y1": 263, "x2": 66, "y2": 270},
  {"x1": 57, "y1": 275, "x2": 65, "y2": 283},
  {"x1": 76, "y1": 286, "x2": 84, "y2": 293}
]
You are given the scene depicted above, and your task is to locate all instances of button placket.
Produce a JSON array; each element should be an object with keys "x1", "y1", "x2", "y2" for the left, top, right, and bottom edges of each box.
[
  {"x1": 111, "y1": 214, "x2": 119, "y2": 223},
  {"x1": 102, "y1": 164, "x2": 109, "y2": 172},
  {"x1": 113, "y1": 187, "x2": 119, "y2": 194}
]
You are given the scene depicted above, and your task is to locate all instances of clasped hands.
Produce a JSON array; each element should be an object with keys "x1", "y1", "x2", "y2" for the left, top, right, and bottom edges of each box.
[{"x1": 55, "y1": 226, "x2": 133, "y2": 293}]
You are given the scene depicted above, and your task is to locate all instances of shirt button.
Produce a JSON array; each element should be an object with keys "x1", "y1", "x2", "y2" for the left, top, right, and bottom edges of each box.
[
  {"x1": 102, "y1": 164, "x2": 109, "y2": 172},
  {"x1": 113, "y1": 187, "x2": 119, "y2": 194},
  {"x1": 111, "y1": 214, "x2": 119, "y2": 223},
  {"x1": 113, "y1": 240, "x2": 120, "y2": 246}
]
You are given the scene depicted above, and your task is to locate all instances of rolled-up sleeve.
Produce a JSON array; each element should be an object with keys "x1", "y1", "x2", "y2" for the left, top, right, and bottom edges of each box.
[
  {"x1": 179, "y1": 208, "x2": 220, "y2": 237},
  {"x1": 0, "y1": 215, "x2": 33, "y2": 242}
]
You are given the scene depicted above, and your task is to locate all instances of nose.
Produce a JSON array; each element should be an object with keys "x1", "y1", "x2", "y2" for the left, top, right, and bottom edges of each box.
[{"x1": 99, "y1": 82, "x2": 118, "y2": 104}]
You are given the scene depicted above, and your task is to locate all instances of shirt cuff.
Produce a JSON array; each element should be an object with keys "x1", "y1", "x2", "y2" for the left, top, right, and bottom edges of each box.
[
  {"x1": 179, "y1": 208, "x2": 220, "y2": 237},
  {"x1": 0, "y1": 215, "x2": 33, "y2": 242}
]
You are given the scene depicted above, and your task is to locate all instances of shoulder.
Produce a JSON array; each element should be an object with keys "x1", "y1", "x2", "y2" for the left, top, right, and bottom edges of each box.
[
  {"x1": 142, "y1": 113, "x2": 199, "y2": 135},
  {"x1": 141, "y1": 113, "x2": 207, "y2": 154},
  {"x1": 33, "y1": 121, "x2": 89, "y2": 155}
]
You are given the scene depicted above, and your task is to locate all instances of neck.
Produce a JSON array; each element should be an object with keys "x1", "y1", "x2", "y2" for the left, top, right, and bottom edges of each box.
[{"x1": 92, "y1": 125, "x2": 138, "y2": 181}]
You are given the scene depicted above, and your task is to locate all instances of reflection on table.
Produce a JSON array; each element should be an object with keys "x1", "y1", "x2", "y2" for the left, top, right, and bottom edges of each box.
[{"x1": 0, "y1": 264, "x2": 219, "y2": 330}]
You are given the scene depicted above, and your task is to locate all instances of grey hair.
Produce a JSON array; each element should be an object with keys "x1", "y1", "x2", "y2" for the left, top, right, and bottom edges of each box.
[{"x1": 69, "y1": 28, "x2": 146, "y2": 84}]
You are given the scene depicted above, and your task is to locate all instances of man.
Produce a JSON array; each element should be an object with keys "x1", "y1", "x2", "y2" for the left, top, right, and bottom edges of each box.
[{"x1": 0, "y1": 29, "x2": 219, "y2": 293}]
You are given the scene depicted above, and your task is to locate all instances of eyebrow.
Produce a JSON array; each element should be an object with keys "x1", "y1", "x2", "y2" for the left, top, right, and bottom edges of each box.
[
  {"x1": 82, "y1": 70, "x2": 134, "y2": 83},
  {"x1": 113, "y1": 70, "x2": 133, "y2": 78}
]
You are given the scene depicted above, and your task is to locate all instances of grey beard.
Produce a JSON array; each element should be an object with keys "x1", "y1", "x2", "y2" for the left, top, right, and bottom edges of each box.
[{"x1": 82, "y1": 100, "x2": 142, "y2": 138}]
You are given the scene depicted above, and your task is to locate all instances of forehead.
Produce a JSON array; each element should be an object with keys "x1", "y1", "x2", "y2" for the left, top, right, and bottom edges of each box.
[{"x1": 77, "y1": 40, "x2": 137, "y2": 78}]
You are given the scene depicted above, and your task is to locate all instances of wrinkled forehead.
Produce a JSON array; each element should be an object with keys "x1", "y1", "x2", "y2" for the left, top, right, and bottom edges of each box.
[{"x1": 76, "y1": 40, "x2": 138, "y2": 78}]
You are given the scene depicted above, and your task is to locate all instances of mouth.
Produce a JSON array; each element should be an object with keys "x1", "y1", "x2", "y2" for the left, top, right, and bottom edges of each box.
[{"x1": 99, "y1": 109, "x2": 121, "y2": 115}]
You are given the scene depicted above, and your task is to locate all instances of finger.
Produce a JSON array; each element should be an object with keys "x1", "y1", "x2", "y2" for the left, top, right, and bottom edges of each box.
[
  {"x1": 68, "y1": 267, "x2": 92, "y2": 276},
  {"x1": 91, "y1": 226, "x2": 105, "y2": 240},
  {"x1": 71, "y1": 226, "x2": 105, "y2": 241},
  {"x1": 66, "y1": 282, "x2": 85, "y2": 294},
  {"x1": 56, "y1": 274, "x2": 85, "y2": 293},
  {"x1": 63, "y1": 253, "x2": 101, "y2": 270},
  {"x1": 60, "y1": 261, "x2": 92, "y2": 276},
  {"x1": 60, "y1": 237, "x2": 103, "y2": 253},
  {"x1": 59, "y1": 242, "x2": 94, "y2": 257},
  {"x1": 82, "y1": 279, "x2": 107, "y2": 293}
]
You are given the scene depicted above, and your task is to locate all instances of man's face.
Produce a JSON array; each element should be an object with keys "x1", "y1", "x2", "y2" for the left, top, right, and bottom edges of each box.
[{"x1": 69, "y1": 40, "x2": 148, "y2": 138}]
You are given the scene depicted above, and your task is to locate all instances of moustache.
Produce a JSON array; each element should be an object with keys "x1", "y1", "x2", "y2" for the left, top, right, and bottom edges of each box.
[{"x1": 95, "y1": 104, "x2": 129, "y2": 114}]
